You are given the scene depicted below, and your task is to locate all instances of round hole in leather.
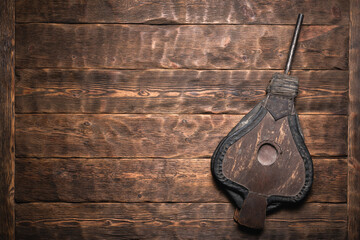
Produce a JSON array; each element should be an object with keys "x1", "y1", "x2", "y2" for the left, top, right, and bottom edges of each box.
[{"x1": 257, "y1": 143, "x2": 278, "y2": 166}]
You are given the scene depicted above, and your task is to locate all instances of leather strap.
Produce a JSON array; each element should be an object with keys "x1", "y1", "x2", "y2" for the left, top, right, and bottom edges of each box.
[{"x1": 266, "y1": 73, "x2": 299, "y2": 98}]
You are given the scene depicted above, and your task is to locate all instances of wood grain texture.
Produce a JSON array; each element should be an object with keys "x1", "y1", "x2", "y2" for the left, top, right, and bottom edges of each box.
[
  {"x1": 223, "y1": 112, "x2": 306, "y2": 196},
  {"x1": 349, "y1": 0, "x2": 360, "y2": 238},
  {"x1": 13, "y1": 0, "x2": 352, "y2": 238},
  {"x1": 15, "y1": 114, "x2": 347, "y2": 158},
  {"x1": 0, "y1": 0, "x2": 15, "y2": 238},
  {"x1": 15, "y1": 0, "x2": 349, "y2": 25},
  {"x1": 15, "y1": 158, "x2": 346, "y2": 203},
  {"x1": 15, "y1": 202, "x2": 346, "y2": 240},
  {"x1": 15, "y1": 24, "x2": 348, "y2": 70},
  {"x1": 15, "y1": 69, "x2": 348, "y2": 115}
]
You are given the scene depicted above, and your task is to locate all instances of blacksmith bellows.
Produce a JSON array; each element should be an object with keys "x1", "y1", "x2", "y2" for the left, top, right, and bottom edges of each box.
[{"x1": 211, "y1": 14, "x2": 313, "y2": 229}]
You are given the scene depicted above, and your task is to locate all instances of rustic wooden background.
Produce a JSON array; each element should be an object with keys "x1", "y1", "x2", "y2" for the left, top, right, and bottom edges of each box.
[{"x1": 14, "y1": 0, "x2": 349, "y2": 239}]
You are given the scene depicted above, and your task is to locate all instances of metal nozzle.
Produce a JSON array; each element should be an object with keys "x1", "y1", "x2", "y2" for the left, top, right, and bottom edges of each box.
[{"x1": 284, "y1": 14, "x2": 304, "y2": 75}]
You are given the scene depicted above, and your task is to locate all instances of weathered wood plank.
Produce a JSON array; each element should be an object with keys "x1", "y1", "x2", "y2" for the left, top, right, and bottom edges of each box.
[
  {"x1": 349, "y1": 0, "x2": 360, "y2": 238},
  {"x1": 15, "y1": 69, "x2": 348, "y2": 115},
  {"x1": 15, "y1": 24, "x2": 348, "y2": 70},
  {"x1": 0, "y1": 0, "x2": 15, "y2": 238},
  {"x1": 15, "y1": 0, "x2": 349, "y2": 25},
  {"x1": 15, "y1": 202, "x2": 346, "y2": 240},
  {"x1": 15, "y1": 114, "x2": 347, "y2": 158},
  {"x1": 15, "y1": 158, "x2": 346, "y2": 203}
]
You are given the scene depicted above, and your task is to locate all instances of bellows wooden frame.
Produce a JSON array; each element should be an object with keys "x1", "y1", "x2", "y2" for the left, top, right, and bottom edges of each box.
[{"x1": 211, "y1": 14, "x2": 314, "y2": 229}]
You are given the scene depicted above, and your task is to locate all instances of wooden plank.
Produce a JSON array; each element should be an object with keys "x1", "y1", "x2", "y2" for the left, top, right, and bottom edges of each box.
[
  {"x1": 0, "y1": 0, "x2": 15, "y2": 238},
  {"x1": 15, "y1": 158, "x2": 346, "y2": 203},
  {"x1": 15, "y1": 0, "x2": 349, "y2": 25},
  {"x1": 349, "y1": 0, "x2": 360, "y2": 239},
  {"x1": 15, "y1": 114, "x2": 347, "y2": 158},
  {"x1": 15, "y1": 24, "x2": 348, "y2": 70},
  {"x1": 15, "y1": 202, "x2": 346, "y2": 239},
  {"x1": 15, "y1": 69, "x2": 348, "y2": 115}
]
